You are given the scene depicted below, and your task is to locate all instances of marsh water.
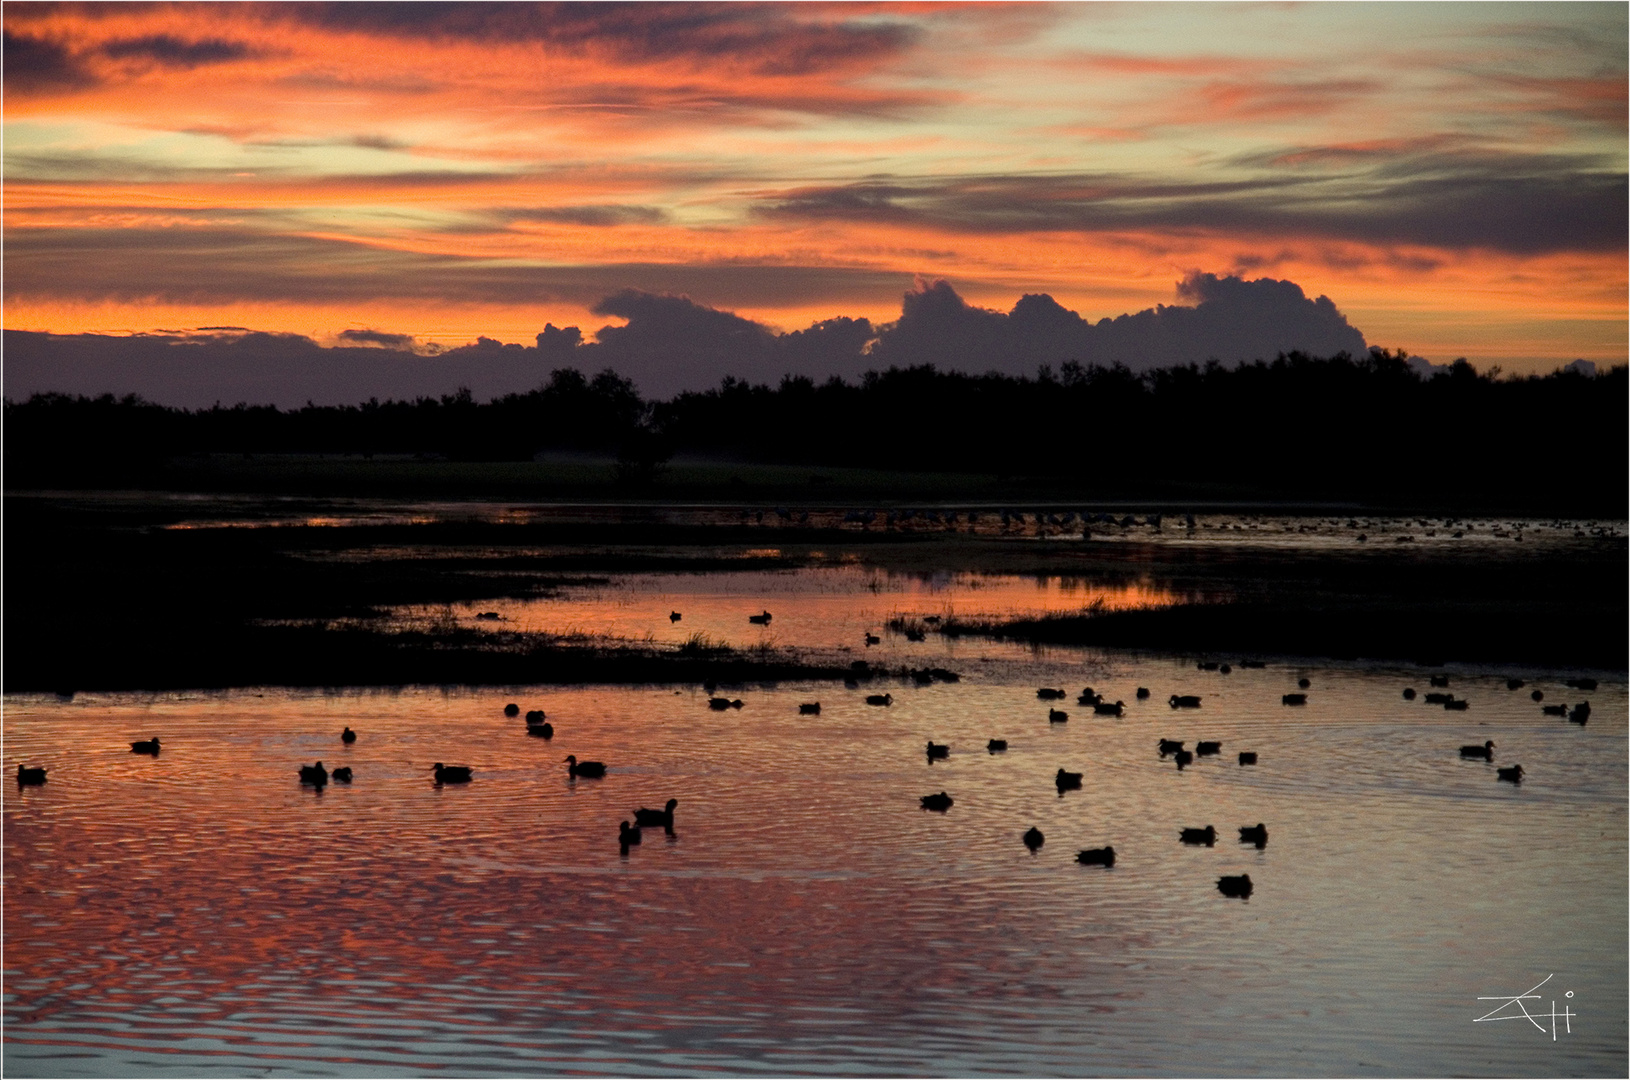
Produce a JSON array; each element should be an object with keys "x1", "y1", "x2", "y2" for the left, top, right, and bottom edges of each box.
[{"x1": 5, "y1": 530, "x2": 1627, "y2": 1077}]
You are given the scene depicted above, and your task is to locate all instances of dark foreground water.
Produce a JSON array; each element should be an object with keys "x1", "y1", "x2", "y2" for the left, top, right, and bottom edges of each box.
[{"x1": 6, "y1": 638, "x2": 1624, "y2": 1076}]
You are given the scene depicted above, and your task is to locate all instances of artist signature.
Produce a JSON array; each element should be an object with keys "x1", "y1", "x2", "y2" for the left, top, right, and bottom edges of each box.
[{"x1": 1475, "y1": 974, "x2": 1575, "y2": 1040}]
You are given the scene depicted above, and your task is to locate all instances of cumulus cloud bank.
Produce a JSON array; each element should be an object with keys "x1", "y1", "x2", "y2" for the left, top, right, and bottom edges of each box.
[{"x1": 5, "y1": 273, "x2": 1369, "y2": 408}]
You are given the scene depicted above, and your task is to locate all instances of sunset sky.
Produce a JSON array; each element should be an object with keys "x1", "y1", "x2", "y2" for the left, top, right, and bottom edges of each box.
[{"x1": 4, "y1": 1, "x2": 1626, "y2": 382}]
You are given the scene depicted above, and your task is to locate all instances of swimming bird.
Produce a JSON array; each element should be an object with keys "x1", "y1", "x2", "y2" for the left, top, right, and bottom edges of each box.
[
  {"x1": 564, "y1": 755, "x2": 605, "y2": 779},
  {"x1": 527, "y1": 721, "x2": 555, "y2": 739},
  {"x1": 1443, "y1": 698, "x2": 1469, "y2": 711},
  {"x1": 299, "y1": 761, "x2": 329, "y2": 785},
  {"x1": 341, "y1": 727, "x2": 357, "y2": 744},
  {"x1": 669, "y1": 611, "x2": 682, "y2": 623},
  {"x1": 864, "y1": 633, "x2": 880, "y2": 646},
  {"x1": 799, "y1": 703, "x2": 821, "y2": 715},
  {"x1": 866, "y1": 694, "x2": 893, "y2": 707},
  {"x1": 1506, "y1": 678, "x2": 1525, "y2": 690},
  {"x1": 1239, "y1": 823, "x2": 1268, "y2": 848},
  {"x1": 1023, "y1": 826, "x2": 1045, "y2": 852},
  {"x1": 1423, "y1": 692, "x2": 1454, "y2": 704},
  {"x1": 1055, "y1": 768, "x2": 1083, "y2": 792},
  {"x1": 920, "y1": 791, "x2": 953, "y2": 812},
  {"x1": 1238, "y1": 751, "x2": 1258, "y2": 766},
  {"x1": 525, "y1": 709, "x2": 546, "y2": 723},
  {"x1": 633, "y1": 798, "x2": 677, "y2": 830},
  {"x1": 708, "y1": 697, "x2": 732, "y2": 710},
  {"x1": 1180, "y1": 825, "x2": 1216, "y2": 846},
  {"x1": 1048, "y1": 709, "x2": 1069, "y2": 723},
  {"x1": 1078, "y1": 688, "x2": 1100, "y2": 705},
  {"x1": 1282, "y1": 693, "x2": 1307, "y2": 706},
  {"x1": 1173, "y1": 749, "x2": 1193, "y2": 769},
  {"x1": 619, "y1": 821, "x2": 642, "y2": 846},
  {"x1": 1570, "y1": 702, "x2": 1591, "y2": 724},
  {"x1": 1217, "y1": 874, "x2": 1253, "y2": 898},
  {"x1": 1541, "y1": 703, "x2": 1568, "y2": 716},
  {"x1": 433, "y1": 763, "x2": 473, "y2": 783},
  {"x1": 130, "y1": 737, "x2": 161, "y2": 755},
  {"x1": 1169, "y1": 695, "x2": 1202, "y2": 709},
  {"x1": 1136, "y1": 687, "x2": 1151, "y2": 699},
  {"x1": 748, "y1": 610, "x2": 772, "y2": 625},
  {"x1": 987, "y1": 739, "x2": 1007, "y2": 753},
  {"x1": 1429, "y1": 675, "x2": 1450, "y2": 688},
  {"x1": 1037, "y1": 688, "x2": 1066, "y2": 700},
  {"x1": 1093, "y1": 700, "x2": 1125, "y2": 716},
  {"x1": 16, "y1": 765, "x2": 47, "y2": 785},
  {"x1": 331, "y1": 766, "x2": 353, "y2": 782},
  {"x1": 1196, "y1": 741, "x2": 1221, "y2": 756},
  {"x1": 1298, "y1": 678, "x2": 1312, "y2": 689},
  {"x1": 504, "y1": 703, "x2": 520, "y2": 717},
  {"x1": 1459, "y1": 740, "x2": 1495, "y2": 760},
  {"x1": 1402, "y1": 687, "x2": 1417, "y2": 699},
  {"x1": 1497, "y1": 765, "x2": 1524, "y2": 783},
  {"x1": 1157, "y1": 739, "x2": 1184, "y2": 757},
  {"x1": 926, "y1": 741, "x2": 949, "y2": 760},
  {"x1": 1077, "y1": 846, "x2": 1116, "y2": 867},
  {"x1": 1530, "y1": 689, "x2": 1544, "y2": 701}
]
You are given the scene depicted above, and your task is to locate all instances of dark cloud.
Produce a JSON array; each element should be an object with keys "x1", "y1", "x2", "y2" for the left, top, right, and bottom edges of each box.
[
  {"x1": 286, "y1": 3, "x2": 920, "y2": 75},
  {"x1": 336, "y1": 328, "x2": 416, "y2": 348},
  {"x1": 500, "y1": 204, "x2": 669, "y2": 227},
  {"x1": 101, "y1": 34, "x2": 252, "y2": 68},
  {"x1": 4, "y1": 274, "x2": 1370, "y2": 406},
  {"x1": 3, "y1": 30, "x2": 97, "y2": 94}
]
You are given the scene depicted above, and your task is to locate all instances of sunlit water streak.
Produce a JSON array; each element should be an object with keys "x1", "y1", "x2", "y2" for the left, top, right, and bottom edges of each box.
[{"x1": 6, "y1": 650, "x2": 1624, "y2": 1076}]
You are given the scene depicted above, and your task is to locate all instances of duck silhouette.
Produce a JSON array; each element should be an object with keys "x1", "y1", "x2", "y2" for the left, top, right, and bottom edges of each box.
[
  {"x1": 1238, "y1": 751, "x2": 1258, "y2": 766},
  {"x1": 16, "y1": 764, "x2": 47, "y2": 785},
  {"x1": 1169, "y1": 695, "x2": 1201, "y2": 709},
  {"x1": 1135, "y1": 687, "x2": 1151, "y2": 699},
  {"x1": 1570, "y1": 702, "x2": 1591, "y2": 724},
  {"x1": 669, "y1": 611, "x2": 682, "y2": 623},
  {"x1": 527, "y1": 721, "x2": 555, "y2": 739},
  {"x1": 1239, "y1": 823, "x2": 1268, "y2": 848},
  {"x1": 926, "y1": 741, "x2": 949, "y2": 760},
  {"x1": 130, "y1": 737, "x2": 161, "y2": 755},
  {"x1": 1541, "y1": 703, "x2": 1568, "y2": 716},
  {"x1": 987, "y1": 739, "x2": 1008, "y2": 753},
  {"x1": 433, "y1": 763, "x2": 473, "y2": 783},
  {"x1": 1402, "y1": 687, "x2": 1417, "y2": 700},
  {"x1": 1077, "y1": 846, "x2": 1116, "y2": 867},
  {"x1": 1298, "y1": 678, "x2": 1312, "y2": 689},
  {"x1": 1055, "y1": 768, "x2": 1083, "y2": 793},
  {"x1": 1282, "y1": 693, "x2": 1307, "y2": 706},
  {"x1": 1497, "y1": 764, "x2": 1524, "y2": 783},
  {"x1": 1093, "y1": 700, "x2": 1125, "y2": 716},
  {"x1": 1459, "y1": 740, "x2": 1495, "y2": 760},
  {"x1": 503, "y1": 703, "x2": 520, "y2": 717},
  {"x1": 864, "y1": 633, "x2": 880, "y2": 646},
  {"x1": 748, "y1": 610, "x2": 772, "y2": 625},
  {"x1": 920, "y1": 791, "x2": 953, "y2": 812},
  {"x1": 299, "y1": 761, "x2": 328, "y2": 785},
  {"x1": 1173, "y1": 749, "x2": 1194, "y2": 769},
  {"x1": 525, "y1": 710, "x2": 546, "y2": 724},
  {"x1": 330, "y1": 766, "x2": 353, "y2": 782},
  {"x1": 1217, "y1": 874, "x2": 1253, "y2": 898},
  {"x1": 1196, "y1": 741, "x2": 1221, "y2": 756},
  {"x1": 1048, "y1": 709, "x2": 1068, "y2": 723},
  {"x1": 1157, "y1": 739, "x2": 1184, "y2": 757},
  {"x1": 1022, "y1": 826, "x2": 1044, "y2": 852},
  {"x1": 798, "y1": 703, "x2": 821, "y2": 715},
  {"x1": 866, "y1": 693, "x2": 893, "y2": 707},
  {"x1": 341, "y1": 727, "x2": 357, "y2": 744},
  {"x1": 1180, "y1": 825, "x2": 1216, "y2": 846},
  {"x1": 565, "y1": 755, "x2": 606, "y2": 779},
  {"x1": 634, "y1": 798, "x2": 677, "y2": 830},
  {"x1": 619, "y1": 821, "x2": 642, "y2": 846}
]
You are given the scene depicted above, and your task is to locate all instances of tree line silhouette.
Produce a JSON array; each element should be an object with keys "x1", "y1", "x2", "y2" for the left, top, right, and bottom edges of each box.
[{"x1": 6, "y1": 350, "x2": 1625, "y2": 512}]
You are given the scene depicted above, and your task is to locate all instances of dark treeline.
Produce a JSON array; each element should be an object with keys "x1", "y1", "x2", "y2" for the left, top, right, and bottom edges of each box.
[{"x1": 6, "y1": 350, "x2": 1626, "y2": 511}]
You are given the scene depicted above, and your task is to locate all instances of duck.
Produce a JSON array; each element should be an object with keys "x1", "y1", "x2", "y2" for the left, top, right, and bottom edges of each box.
[
  {"x1": 619, "y1": 821, "x2": 642, "y2": 846},
  {"x1": 1530, "y1": 689, "x2": 1544, "y2": 701},
  {"x1": 1459, "y1": 740, "x2": 1495, "y2": 760},
  {"x1": 525, "y1": 710, "x2": 546, "y2": 724},
  {"x1": 1076, "y1": 846, "x2": 1116, "y2": 867},
  {"x1": 920, "y1": 791, "x2": 953, "y2": 812},
  {"x1": 1281, "y1": 693, "x2": 1307, "y2": 706},
  {"x1": 798, "y1": 703, "x2": 821, "y2": 715},
  {"x1": 1297, "y1": 678, "x2": 1312, "y2": 689},
  {"x1": 1238, "y1": 751, "x2": 1258, "y2": 766},
  {"x1": 1506, "y1": 678, "x2": 1525, "y2": 690},
  {"x1": 299, "y1": 761, "x2": 329, "y2": 785},
  {"x1": 987, "y1": 739, "x2": 1008, "y2": 753},
  {"x1": 1157, "y1": 739, "x2": 1184, "y2": 757},
  {"x1": 1136, "y1": 687, "x2": 1150, "y2": 699},
  {"x1": 1570, "y1": 702, "x2": 1591, "y2": 724},
  {"x1": 1168, "y1": 695, "x2": 1202, "y2": 709},
  {"x1": 1036, "y1": 687, "x2": 1066, "y2": 700},
  {"x1": 1055, "y1": 768, "x2": 1083, "y2": 792},
  {"x1": 926, "y1": 741, "x2": 949, "y2": 760},
  {"x1": 1048, "y1": 709, "x2": 1069, "y2": 723},
  {"x1": 1239, "y1": 823, "x2": 1268, "y2": 847},
  {"x1": 708, "y1": 697, "x2": 732, "y2": 711},
  {"x1": 1217, "y1": 874, "x2": 1253, "y2": 898},
  {"x1": 1078, "y1": 688, "x2": 1100, "y2": 705},
  {"x1": 1423, "y1": 692, "x2": 1454, "y2": 704},
  {"x1": 1180, "y1": 825, "x2": 1216, "y2": 846},
  {"x1": 330, "y1": 766, "x2": 353, "y2": 782},
  {"x1": 341, "y1": 726, "x2": 357, "y2": 744},
  {"x1": 1022, "y1": 826, "x2": 1045, "y2": 852},
  {"x1": 503, "y1": 703, "x2": 520, "y2": 717},
  {"x1": 433, "y1": 763, "x2": 473, "y2": 783},
  {"x1": 16, "y1": 765, "x2": 47, "y2": 785},
  {"x1": 1428, "y1": 674, "x2": 1450, "y2": 688},
  {"x1": 864, "y1": 633, "x2": 880, "y2": 646},
  {"x1": 130, "y1": 737, "x2": 161, "y2": 755},
  {"x1": 866, "y1": 693, "x2": 893, "y2": 707},
  {"x1": 527, "y1": 721, "x2": 555, "y2": 739},
  {"x1": 748, "y1": 610, "x2": 772, "y2": 625},
  {"x1": 1402, "y1": 687, "x2": 1417, "y2": 700},
  {"x1": 1196, "y1": 741, "x2": 1221, "y2": 756},
  {"x1": 1496, "y1": 764, "x2": 1524, "y2": 783},
  {"x1": 1173, "y1": 749, "x2": 1194, "y2": 769},
  {"x1": 564, "y1": 755, "x2": 605, "y2": 779},
  {"x1": 669, "y1": 611, "x2": 682, "y2": 623},
  {"x1": 1443, "y1": 698, "x2": 1469, "y2": 711},
  {"x1": 633, "y1": 798, "x2": 677, "y2": 830},
  {"x1": 1541, "y1": 703, "x2": 1568, "y2": 716},
  {"x1": 1093, "y1": 700, "x2": 1125, "y2": 716}
]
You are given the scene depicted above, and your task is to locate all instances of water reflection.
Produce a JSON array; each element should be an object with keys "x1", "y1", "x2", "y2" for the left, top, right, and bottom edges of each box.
[{"x1": 5, "y1": 658, "x2": 1625, "y2": 1076}]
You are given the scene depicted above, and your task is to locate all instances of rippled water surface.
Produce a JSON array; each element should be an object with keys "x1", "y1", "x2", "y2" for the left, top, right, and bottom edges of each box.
[{"x1": 6, "y1": 577, "x2": 1626, "y2": 1076}]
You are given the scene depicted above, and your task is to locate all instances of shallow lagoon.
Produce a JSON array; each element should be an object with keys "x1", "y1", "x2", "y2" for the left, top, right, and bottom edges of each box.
[{"x1": 6, "y1": 575, "x2": 1625, "y2": 1078}]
